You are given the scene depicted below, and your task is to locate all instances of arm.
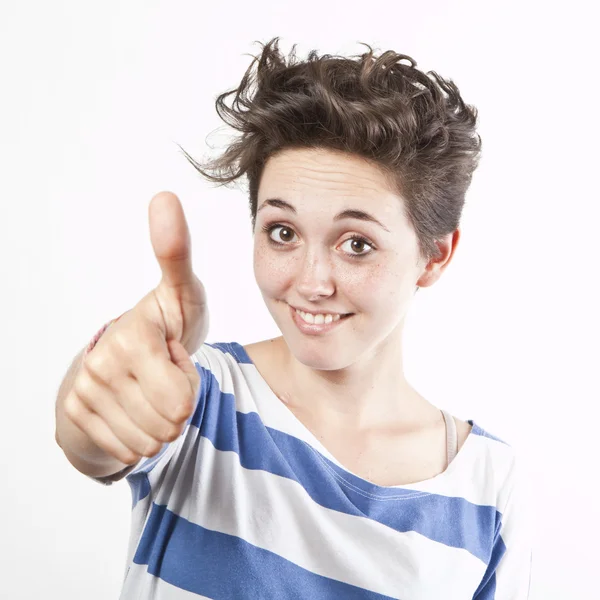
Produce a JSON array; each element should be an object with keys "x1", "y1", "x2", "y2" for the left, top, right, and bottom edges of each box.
[{"x1": 55, "y1": 192, "x2": 207, "y2": 486}]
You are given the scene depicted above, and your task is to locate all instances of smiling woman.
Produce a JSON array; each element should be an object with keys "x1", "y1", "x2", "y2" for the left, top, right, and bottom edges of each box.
[
  {"x1": 251, "y1": 147, "x2": 441, "y2": 374},
  {"x1": 57, "y1": 37, "x2": 532, "y2": 600}
]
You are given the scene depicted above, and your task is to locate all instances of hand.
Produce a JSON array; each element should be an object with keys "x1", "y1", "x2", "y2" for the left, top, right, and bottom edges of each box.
[{"x1": 64, "y1": 191, "x2": 208, "y2": 466}]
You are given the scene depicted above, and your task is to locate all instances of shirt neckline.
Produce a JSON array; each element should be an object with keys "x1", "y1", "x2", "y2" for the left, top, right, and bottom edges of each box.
[{"x1": 228, "y1": 341, "x2": 477, "y2": 494}]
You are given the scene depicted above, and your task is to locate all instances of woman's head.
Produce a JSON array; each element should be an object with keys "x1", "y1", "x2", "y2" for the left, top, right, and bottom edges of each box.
[
  {"x1": 183, "y1": 38, "x2": 481, "y2": 369},
  {"x1": 251, "y1": 146, "x2": 461, "y2": 370},
  {"x1": 184, "y1": 37, "x2": 481, "y2": 265}
]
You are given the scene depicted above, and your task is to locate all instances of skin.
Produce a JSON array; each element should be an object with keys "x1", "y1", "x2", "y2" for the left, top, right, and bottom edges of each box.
[{"x1": 245, "y1": 147, "x2": 471, "y2": 486}]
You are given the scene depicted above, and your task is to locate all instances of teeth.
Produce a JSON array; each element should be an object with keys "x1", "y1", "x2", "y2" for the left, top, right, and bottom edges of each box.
[{"x1": 295, "y1": 309, "x2": 343, "y2": 325}]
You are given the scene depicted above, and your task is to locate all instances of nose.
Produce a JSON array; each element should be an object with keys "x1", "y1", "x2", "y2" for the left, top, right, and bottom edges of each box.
[{"x1": 294, "y1": 247, "x2": 335, "y2": 301}]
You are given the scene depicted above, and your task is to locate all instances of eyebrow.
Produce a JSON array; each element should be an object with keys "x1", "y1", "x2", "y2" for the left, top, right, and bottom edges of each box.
[{"x1": 257, "y1": 198, "x2": 390, "y2": 233}]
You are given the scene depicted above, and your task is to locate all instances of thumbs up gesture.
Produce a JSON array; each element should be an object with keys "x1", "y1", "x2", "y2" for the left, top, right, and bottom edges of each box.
[
  {"x1": 139, "y1": 191, "x2": 209, "y2": 357},
  {"x1": 63, "y1": 192, "x2": 208, "y2": 466}
]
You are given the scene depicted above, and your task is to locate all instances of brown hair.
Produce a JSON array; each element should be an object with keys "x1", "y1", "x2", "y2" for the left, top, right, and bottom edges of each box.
[{"x1": 180, "y1": 37, "x2": 482, "y2": 264}]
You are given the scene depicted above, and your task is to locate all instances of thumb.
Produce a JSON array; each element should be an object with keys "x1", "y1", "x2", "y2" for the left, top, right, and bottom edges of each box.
[
  {"x1": 167, "y1": 339, "x2": 201, "y2": 422},
  {"x1": 149, "y1": 191, "x2": 195, "y2": 289},
  {"x1": 167, "y1": 338, "x2": 201, "y2": 395}
]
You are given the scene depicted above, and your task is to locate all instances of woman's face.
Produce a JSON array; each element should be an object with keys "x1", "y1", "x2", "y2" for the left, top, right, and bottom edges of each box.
[{"x1": 253, "y1": 147, "x2": 431, "y2": 371}]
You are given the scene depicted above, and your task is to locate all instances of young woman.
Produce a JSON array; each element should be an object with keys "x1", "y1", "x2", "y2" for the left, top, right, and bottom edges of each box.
[{"x1": 56, "y1": 38, "x2": 532, "y2": 599}]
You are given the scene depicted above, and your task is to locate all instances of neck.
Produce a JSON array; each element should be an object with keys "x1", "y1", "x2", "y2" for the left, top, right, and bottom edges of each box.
[{"x1": 277, "y1": 326, "x2": 434, "y2": 430}]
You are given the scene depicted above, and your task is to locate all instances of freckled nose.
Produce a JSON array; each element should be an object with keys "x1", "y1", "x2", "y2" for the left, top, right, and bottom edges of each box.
[{"x1": 295, "y1": 250, "x2": 335, "y2": 300}]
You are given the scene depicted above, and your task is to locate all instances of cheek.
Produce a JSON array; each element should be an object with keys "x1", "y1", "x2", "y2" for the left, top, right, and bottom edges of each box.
[
  {"x1": 345, "y1": 259, "x2": 411, "y2": 312},
  {"x1": 343, "y1": 260, "x2": 390, "y2": 295},
  {"x1": 253, "y1": 242, "x2": 294, "y2": 295}
]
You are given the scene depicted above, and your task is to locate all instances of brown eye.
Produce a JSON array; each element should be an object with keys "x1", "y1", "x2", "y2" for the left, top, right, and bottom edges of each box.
[
  {"x1": 340, "y1": 237, "x2": 374, "y2": 256},
  {"x1": 268, "y1": 226, "x2": 297, "y2": 244},
  {"x1": 279, "y1": 228, "x2": 294, "y2": 242},
  {"x1": 351, "y1": 239, "x2": 365, "y2": 253}
]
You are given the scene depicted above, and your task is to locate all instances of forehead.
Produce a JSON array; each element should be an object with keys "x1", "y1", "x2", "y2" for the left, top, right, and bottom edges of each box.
[{"x1": 257, "y1": 148, "x2": 403, "y2": 215}]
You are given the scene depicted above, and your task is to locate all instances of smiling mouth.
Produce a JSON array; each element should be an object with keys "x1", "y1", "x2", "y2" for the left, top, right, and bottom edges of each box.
[{"x1": 292, "y1": 306, "x2": 353, "y2": 325}]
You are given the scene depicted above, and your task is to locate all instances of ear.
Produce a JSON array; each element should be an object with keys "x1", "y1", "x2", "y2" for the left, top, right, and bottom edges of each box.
[{"x1": 416, "y1": 229, "x2": 461, "y2": 289}]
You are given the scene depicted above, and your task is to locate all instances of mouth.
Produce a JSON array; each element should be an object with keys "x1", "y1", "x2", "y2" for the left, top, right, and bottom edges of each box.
[{"x1": 288, "y1": 304, "x2": 353, "y2": 334}]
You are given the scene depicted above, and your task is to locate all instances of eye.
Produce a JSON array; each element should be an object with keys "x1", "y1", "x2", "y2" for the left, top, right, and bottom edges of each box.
[
  {"x1": 267, "y1": 225, "x2": 298, "y2": 244},
  {"x1": 339, "y1": 236, "x2": 374, "y2": 256}
]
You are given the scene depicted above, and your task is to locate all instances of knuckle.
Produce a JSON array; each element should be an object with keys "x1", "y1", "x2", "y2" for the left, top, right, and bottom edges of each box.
[
  {"x1": 110, "y1": 320, "x2": 132, "y2": 347},
  {"x1": 113, "y1": 330, "x2": 135, "y2": 356},
  {"x1": 142, "y1": 438, "x2": 163, "y2": 458},
  {"x1": 173, "y1": 398, "x2": 193, "y2": 423},
  {"x1": 72, "y1": 373, "x2": 92, "y2": 405},
  {"x1": 83, "y1": 349, "x2": 110, "y2": 379},
  {"x1": 113, "y1": 316, "x2": 151, "y2": 357},
  {"x1": 121, "y1": 449, "x2": 141, "y2": 465},
  {"x1": 160, "y1": 423, "x2": 181, "y2": 443},
  {"x1": 63, "y1": 393, "x2": 83, "y2": 424}
]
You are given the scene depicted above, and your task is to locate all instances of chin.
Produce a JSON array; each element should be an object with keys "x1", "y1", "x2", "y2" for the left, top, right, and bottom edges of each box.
[
  {"x1": 267, "y1": 298, "x2": 360, "y2": 370},
  {"x1": 280, "y1": 327, "x2": 353, "y2": 371},
  {"x1": 291, "y1": 347, "x2": 343, "y2": 371}
]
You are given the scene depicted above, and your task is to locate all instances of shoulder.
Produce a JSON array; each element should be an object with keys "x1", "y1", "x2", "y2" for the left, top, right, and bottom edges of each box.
[
  {"x1": 467, "y1": 421, "x2": 528, "y2": 506},
  {"x1": 193, "y1": 341, "x2": 253, "y2": 369},
  {"x1": 243, "y1": 337, "x2": 284, "y2": 364},
  {"x1": 454, "y1": 417, "x2": 472, "y2": 453},
  {"x1": 190, "y1": 342, "x2": 255, "y2": 401}
]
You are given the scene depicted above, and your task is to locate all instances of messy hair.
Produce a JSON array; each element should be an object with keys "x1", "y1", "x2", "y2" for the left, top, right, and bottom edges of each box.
[{"x1": 180, "y1": 37, "x2": 482, "y2": 264}]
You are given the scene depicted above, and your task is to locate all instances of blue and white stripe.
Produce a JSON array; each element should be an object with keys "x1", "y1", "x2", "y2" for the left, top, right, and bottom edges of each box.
[{"x1": 109, "y1": 342, "x2": 532, "y2": 599}]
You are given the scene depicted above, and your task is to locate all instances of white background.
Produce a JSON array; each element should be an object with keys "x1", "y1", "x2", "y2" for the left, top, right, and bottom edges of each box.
[{"x1": 1, "y1": 1, "x2": 598, "y2": 598}]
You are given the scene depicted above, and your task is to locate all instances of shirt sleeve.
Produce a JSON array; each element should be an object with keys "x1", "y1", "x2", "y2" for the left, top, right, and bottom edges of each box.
[
  {"x1": 473, "y1": 453, "x2": 534, "y2": 599},
  {"x1": 87, "y1": 462, "x2": 139, "y2": 486}
]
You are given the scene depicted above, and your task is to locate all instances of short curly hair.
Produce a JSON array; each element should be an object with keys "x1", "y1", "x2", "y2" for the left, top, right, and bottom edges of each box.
[{"x1": 181, "y1": 37, "x2": 482, "y2": 264}]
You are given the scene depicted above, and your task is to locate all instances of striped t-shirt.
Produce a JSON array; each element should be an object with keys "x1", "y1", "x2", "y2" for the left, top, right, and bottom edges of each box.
[{"x1": 96, "y1": 342, "x2": 532, "y2": 599}]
